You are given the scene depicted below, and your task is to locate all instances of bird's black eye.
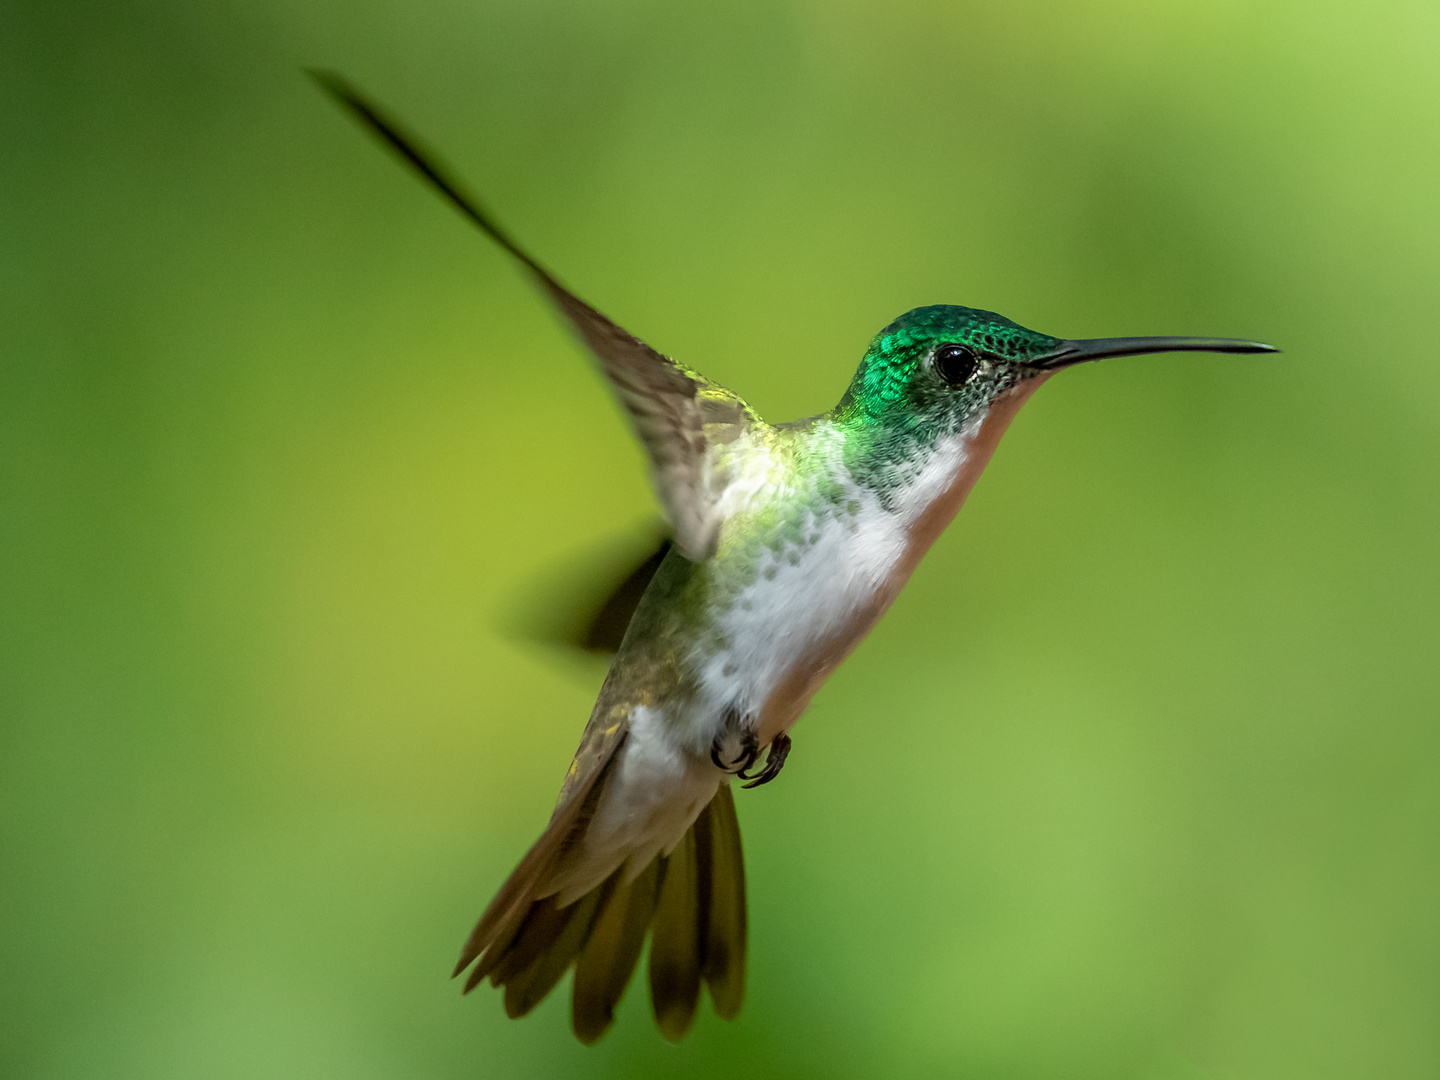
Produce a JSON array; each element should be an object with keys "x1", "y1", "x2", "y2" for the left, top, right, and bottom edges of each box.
[{"x1": 933, "y1": 343, "x2": 978, "y2": 386}]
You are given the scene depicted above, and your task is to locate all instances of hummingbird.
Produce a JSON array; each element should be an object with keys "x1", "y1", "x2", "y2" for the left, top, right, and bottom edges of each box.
[{"x1": 314, "y1": 73, "x2": 1277, "y2": 1045}]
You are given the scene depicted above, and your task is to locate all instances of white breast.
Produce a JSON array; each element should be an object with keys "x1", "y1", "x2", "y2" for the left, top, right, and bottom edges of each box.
[
  {"x1": 561, "y1": 410, "x2": 1001, "y2": 895},
  {"x1": 675, "y1": 417, "x2": 983, "y2": 753}
]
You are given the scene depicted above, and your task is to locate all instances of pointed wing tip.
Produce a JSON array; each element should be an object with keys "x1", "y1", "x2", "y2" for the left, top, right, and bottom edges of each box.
[
  {"x1": 306, "y1": 68, "x2": 360, "y2": 109},
  {"x1": 306, "y1": 69, "x2": 400, "y2": 148}
]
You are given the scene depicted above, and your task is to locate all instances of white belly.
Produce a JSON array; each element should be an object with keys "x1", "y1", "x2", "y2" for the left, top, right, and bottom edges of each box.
[
  {"x1": 555, "y1": 386, "x2": 1049, "y2": 901},
  {"x1": 683, "y1": 421, "x2": 982, "y2": 753}
]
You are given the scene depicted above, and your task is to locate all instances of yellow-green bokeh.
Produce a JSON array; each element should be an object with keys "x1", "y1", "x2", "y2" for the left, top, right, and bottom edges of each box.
[{"x1": 3, "y1": 1, "x2": 1438, "y2": 1077}]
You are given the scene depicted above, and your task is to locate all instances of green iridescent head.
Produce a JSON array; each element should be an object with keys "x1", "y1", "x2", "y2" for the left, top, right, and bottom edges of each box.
[
  {"x1": 836, "y1": 305, "x2": 1059, "y2": 433},
  {"x1": 836, "y1": 303, "x2": 1278, "y2": 434}
]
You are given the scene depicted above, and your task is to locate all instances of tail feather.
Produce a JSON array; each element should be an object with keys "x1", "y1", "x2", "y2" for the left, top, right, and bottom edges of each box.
[
  {"x1": 454, "y1": 776, "x2": 747, "y2": 1043},
  {"x1": 461, "y1": 898, "x2": 527, "y2": 991},
  {"x1": 502, "y1": 888, "x2": 603, "y2": 1018},
  {"x1": 453, "y1": 733, "x2": 627, "y2": 978},
  {"x1": 648, "y1": 824, "x2": 702, "y2": 1041},
  {"x1": 486, "y1": 897, "x2": 574, "y2": 988},
  {"x1": 572, "y1": 859, "x2": 661, "y2": 1043},
  {"x1": 699, "y1": 783, "x2": 747, "y2": 1019}
]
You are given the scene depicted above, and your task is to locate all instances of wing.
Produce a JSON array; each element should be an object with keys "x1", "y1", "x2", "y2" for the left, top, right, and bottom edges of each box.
[
  {"x1": 577, "y1": 536, "x2": 672, "y2": 652},
  {"x1": 313, "y1": 72, "x2": 759, "y2": 561}
]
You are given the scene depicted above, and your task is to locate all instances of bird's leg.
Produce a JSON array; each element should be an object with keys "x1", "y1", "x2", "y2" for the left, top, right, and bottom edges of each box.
[
  {"x1": 710, "y1": 711, "x2": 760, "y2": 777},
  {"x1": 741, "y1": 733, "x2": 792, "y2": 789}
]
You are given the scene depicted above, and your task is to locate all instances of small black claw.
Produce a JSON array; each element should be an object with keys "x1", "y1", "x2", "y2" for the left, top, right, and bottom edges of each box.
[
  {"x1": 741, "y1": 733, "x2": 792, "y2": 789},
  {"x1": 712, "y1": 727, "x2": 759, "y2": 777},
  {"x1": 732, "y1": 733, "x2": 760, "y2": 778}
]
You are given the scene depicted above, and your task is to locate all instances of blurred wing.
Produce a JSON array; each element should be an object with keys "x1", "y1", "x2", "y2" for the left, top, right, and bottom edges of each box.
[
  {"x1": 503, "y1": 526, "x2": 670, "y2": 656},
  {"x1": 313, "y1": 72, "x2": 759, "y2": 561},
  {"x1": 579, "y1": 537, "x2": 672, "y2": 652}
]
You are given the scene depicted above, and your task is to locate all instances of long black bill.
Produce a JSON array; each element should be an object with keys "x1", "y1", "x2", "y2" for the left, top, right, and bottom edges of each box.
[{"x1": 1039, "y1": 336, "x2": 1279, "y2": 369}]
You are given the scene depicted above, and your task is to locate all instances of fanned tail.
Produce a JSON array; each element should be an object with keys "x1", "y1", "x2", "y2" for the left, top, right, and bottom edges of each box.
[{"x1": 455, "y1": 783, "x2": 747, "y2": 1044}]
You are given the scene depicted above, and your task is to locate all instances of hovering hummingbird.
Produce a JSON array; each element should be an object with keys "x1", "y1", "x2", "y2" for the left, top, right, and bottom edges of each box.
[{"x1": 314, "y1": 73, "x2": 1277, "y2": 1045}]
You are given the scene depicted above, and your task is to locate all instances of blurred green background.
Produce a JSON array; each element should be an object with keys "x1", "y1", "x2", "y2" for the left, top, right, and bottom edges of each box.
[{"x1": 3, "y1": 1, "x2": 1438, "y2": 1077}]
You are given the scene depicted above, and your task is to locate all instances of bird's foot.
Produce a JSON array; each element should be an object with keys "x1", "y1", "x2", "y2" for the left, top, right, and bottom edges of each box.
[
  {"x1": 741, "y1": 733, "x2": 792, "y2": 789},
  {"x1": 710, "y1": 725, "x2": 759, "y2": 777}
]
